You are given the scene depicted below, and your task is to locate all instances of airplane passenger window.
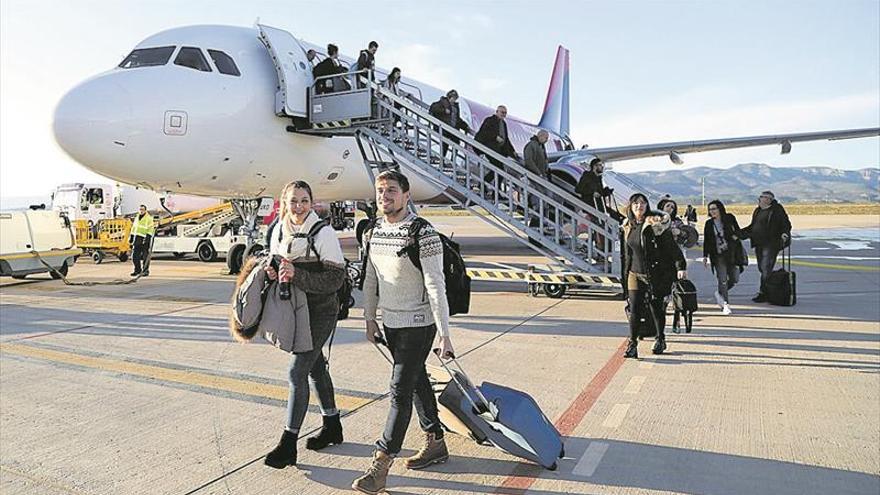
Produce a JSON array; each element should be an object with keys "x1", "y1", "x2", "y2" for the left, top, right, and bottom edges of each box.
[
  {"x1": 118, "y1": 46, "x2": 176, "y2": 68},
  {"x1": 207, "y1": 49, "x2": 241, "y2": 76},
  {"x1": 174, "y1": 47, "x2": 212, "y2": 72}
]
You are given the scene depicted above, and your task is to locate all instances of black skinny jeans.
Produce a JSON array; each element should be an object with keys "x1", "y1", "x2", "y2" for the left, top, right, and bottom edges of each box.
[
  {"x1": 627, "y1": 273, "x2": 666, "y2": 341},
  {"x1": 376, "y1": 324, "x2": 443, "y2": 456}
]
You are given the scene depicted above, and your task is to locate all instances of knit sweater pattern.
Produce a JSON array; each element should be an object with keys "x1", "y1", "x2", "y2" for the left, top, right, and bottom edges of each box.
[{"x1": 363, "y1": 213, "x2": 450, "y2": 337}]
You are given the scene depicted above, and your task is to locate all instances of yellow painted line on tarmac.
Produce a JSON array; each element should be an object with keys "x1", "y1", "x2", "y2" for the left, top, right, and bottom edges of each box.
[
  {"x1": 0, "y1": 343, "x2": 371, "y2": 411},
  {"x1": 788, "y1": 259, "x2": 879, "y2": 272},
  {"x1": 687, "y1": 246, "x2": 878, "y2": 272}
]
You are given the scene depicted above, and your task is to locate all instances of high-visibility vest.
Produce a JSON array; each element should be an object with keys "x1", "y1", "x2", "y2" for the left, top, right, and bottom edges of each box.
[{"x1": 131, "y1": 213, "x2": 156, "y2": 237}]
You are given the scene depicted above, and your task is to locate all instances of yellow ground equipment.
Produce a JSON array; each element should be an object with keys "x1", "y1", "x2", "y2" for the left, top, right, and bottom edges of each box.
[
  {"x1": 157, "y1": 202, "x2": 234, "y2": 229},
  {"x1": 74, "y1": 218, "x2": 132, "y2": 264}
]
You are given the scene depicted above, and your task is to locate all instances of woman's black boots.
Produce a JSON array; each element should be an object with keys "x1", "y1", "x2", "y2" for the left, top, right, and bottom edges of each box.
[
  {"x1": 264, "y1": 430, "x2": 297, "y2": 468},
  {"x1": 306, "y1": 413, "x2": 344, "y2": 450},
  {"x1": 624, "y1": 339, "x2": 638, "y2": 359}
]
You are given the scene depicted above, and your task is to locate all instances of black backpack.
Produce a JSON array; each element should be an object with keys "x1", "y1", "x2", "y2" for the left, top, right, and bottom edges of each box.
[
  {"x1": 360, "y1": 216, "x2": 471, "y2": 316},
  {"x1": 270, "y1": 218, "x2": 354, "y2": 321},
  {"x1": 672, "y1": 279, "x2": 698, "y2": 333},
  {"x1": 672, "y1": 279, "x2": 698, "y2": 312}
]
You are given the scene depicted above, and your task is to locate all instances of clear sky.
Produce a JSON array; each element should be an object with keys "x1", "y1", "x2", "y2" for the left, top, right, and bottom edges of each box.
[{"x1": 1, "y1": 0, "x2": 878, "y2": 199}]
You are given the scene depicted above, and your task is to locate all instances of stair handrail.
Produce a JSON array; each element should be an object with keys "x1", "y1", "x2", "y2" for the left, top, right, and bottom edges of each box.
[
  {"x1": 372, "y1": 83, "x2": 617, "y2": 229},
  {"x1": 363, "y1": 99, "x2": 619, "y2": 270},
  {"x1": 360, "y1": 124, "x2": 611, "y2": 273}
]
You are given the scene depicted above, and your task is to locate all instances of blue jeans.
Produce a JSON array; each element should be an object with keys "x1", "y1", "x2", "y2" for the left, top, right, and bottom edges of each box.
[
  {"x1": 755, "y1": 245, "x2": 780, "y2": 294},
  {"x1": 714, "y1": 255, "x2": 740, "y2": 303},
  {"x1": 376, "y1": 324, "x2": 443, "y2": 456},
  {"x1": 285, "y1": 315, "x2": 338, "y2": 432}
]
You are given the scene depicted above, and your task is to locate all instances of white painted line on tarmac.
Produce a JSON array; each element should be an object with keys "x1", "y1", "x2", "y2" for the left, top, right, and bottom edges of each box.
[
  {"x1": 638, "y1": 360, "x2": 655, "y2": 369},
  {"x1": 572, "y1": 441, "x2": 609, "y2": 477},
  {"x1": 623, "y1": 375, "x2": 646, "y2": 394},
  {"x1": 602, "y1": 403, "x2": 630, "y2": 428}
]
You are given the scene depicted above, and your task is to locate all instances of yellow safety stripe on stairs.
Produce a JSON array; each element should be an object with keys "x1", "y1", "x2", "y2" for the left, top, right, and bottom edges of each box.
[
  {"x1": 465, "y1": 268, "x2": 621, "y2": 286},
  {"x1": 312, "y1": 120, "x2": 352, "y2": 129}
]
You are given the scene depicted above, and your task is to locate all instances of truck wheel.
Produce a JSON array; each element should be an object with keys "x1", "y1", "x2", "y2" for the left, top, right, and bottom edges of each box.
[
  {"x1": 543, "y1": 283, "x2": 566, "y2": 298},
  {"x1": 227, "y1": 243, "x2": 246, "y2": 274},
  {"x1": 92, "y1": 251, "x2": 105, "y2": 264},
  {"x1": 117, "y1": 252, "x2": 129, "y2": 262},
  {"x1": 50, "y1": 263, "x2": 69, "y2": 280},
  {"x1": 197, "y1": 242, "x2": 217, "y2": 262}
]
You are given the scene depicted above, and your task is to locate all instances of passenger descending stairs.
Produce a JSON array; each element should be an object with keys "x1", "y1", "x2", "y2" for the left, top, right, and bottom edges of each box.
[{"x1": 304, "y1": 84, "x2": 621, "y2": 277}]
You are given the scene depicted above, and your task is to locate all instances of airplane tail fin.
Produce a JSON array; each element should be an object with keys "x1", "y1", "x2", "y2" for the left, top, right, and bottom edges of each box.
[{"x1": 537, "y1": 46, "x2": 570, "y2": 138}]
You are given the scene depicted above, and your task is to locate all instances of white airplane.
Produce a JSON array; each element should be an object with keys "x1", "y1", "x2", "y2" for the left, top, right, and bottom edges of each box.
[{"x1": 53, "y1": 23, "x2": 879, "y2": 220}]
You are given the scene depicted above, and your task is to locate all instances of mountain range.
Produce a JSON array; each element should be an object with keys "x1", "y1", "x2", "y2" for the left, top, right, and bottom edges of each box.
[{"x1": 627, "y1": 164, "x2": 879, "y2": 204}]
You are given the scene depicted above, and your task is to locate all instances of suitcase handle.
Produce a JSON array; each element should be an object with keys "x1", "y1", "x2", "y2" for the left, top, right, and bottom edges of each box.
[
  {"x1": 372, "y1": 335, "x2": 394, "y2": 365},
  {"x1": 783, "y1": 243, "x2": 791, "y2": 271},
  {"x1": 432, "y1": 349, "x2": 497, "y2": 420}
]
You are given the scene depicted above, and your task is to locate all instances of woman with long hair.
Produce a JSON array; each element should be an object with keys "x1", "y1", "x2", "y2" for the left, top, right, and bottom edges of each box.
[
  {"x1": 702, "y1": 200, "x2": 745, "y2": 315},
  {"x1": 263, "y1": 180, "x2": 346, "y2": 468},
  {"x1": 622, "y1": 193, "x2": 688, "y2": 358}
]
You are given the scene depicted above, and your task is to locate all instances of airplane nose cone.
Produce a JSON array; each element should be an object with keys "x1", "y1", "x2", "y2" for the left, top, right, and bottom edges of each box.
[{"x1": 53, "y1": 76, "x2": 133, "y2": 172}]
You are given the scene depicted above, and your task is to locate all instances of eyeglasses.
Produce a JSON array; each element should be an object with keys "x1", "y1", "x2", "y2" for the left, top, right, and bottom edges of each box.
[{"x1": 708, "y1": 207, "x2": 718, "y2": 211}]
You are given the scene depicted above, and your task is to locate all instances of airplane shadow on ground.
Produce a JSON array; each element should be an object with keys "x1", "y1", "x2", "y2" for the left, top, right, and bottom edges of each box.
[{"x1": 296, "y1": 437, "x2": 880, "y2": 495}]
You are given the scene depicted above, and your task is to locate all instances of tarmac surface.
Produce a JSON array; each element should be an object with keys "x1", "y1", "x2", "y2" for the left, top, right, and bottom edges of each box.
[{"x1": 1, "y1": 214, "x2": 878, "y2": 495}]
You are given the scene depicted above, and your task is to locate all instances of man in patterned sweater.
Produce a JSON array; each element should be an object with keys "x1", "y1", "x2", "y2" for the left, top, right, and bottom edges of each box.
[{"x1": 353, "y1": 170, "x2": 455, "y2": 495}]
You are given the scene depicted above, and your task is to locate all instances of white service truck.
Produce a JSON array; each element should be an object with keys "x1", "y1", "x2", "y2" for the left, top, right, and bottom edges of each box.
[
  {"x1": 0, "y1": 209, "x2": 81, "y2": 279},
  {"x1": 51, "y1": 182, "x2": 220, "y2": 226}
]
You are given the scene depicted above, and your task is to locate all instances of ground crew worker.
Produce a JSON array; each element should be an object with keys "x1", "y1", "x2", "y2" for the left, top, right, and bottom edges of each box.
[
  {"x1": 130, "y1": 204, "x2": 155, "y2": 277},
  {"x1": 353, "y1": 170, "x2": 455, "y2": 494}
]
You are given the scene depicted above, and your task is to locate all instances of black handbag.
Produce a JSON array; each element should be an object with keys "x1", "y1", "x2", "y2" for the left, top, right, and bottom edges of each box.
[{"x1": 732, "y1": 239, "x2": 749, "y2": 267}]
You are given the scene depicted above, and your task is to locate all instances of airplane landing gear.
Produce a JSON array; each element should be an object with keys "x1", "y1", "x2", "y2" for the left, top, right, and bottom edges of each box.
[
  {"x1": 355, "y1": 200, "x2": 377, "y2": 250},
  {"x1": 228, "y1": 198, "x2": 268, "y2": 275},
  {"x1": 329, "y1": 201, "x2": 356, "y2": 231}
]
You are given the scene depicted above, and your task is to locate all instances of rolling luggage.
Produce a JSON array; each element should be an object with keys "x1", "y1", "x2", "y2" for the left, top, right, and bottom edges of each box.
[
  {"x1": 372, "y1": 338, "x2": 564, "y2": 470},
  {"x1": 426, "y1": 364, "x2": 489, "y2": 444},
  {"x1": 766, "y1": 246, "x2": 796, "y2": 306},
  {"x1": 672, "y1": 279, "x2": 698, "y2": 333},
  {"x1": 434, "y1": 355, "x2": 565, "y2": 470}
]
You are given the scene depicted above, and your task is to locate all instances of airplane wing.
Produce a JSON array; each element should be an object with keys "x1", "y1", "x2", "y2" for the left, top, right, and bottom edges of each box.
[{"x1": 550, "y1": 127, "x2": 880, "y2": 164}]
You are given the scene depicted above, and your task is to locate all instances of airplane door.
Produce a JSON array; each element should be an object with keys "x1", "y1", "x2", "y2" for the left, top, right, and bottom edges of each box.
[{"x1": 257, "y1": 24, "x2": 313, "y2": 117}]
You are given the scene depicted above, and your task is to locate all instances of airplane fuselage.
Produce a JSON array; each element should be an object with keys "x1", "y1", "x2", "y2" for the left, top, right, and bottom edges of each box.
[{"x1": 54, "y1": 25, "x2": 570, "y2": 203}]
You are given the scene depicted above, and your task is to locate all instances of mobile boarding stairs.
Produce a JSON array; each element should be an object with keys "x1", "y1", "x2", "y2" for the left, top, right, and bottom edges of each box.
[{"x1": 297, "y1": 71, "x2": 623, "y2": 297}]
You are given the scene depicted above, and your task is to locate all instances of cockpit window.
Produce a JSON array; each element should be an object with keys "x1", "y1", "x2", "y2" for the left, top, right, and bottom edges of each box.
[
  {"x1": 174, "y1": 47, "x2": 212, "y2": 72},
  {"x1": 118, "y1": 46, "x2": 176, "y2": 68},
  {"x1": 207, "y1": 49, "x2": 241, "y2": 76}
]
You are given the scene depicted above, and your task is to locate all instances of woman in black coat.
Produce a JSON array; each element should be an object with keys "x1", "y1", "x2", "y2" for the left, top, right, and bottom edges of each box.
[
  {"x1": 702, "y1": 200, "x2": 746, "y2": 315},
  {"x1": 622, "y1": 193, "x2": 688, "y2": 358}
]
